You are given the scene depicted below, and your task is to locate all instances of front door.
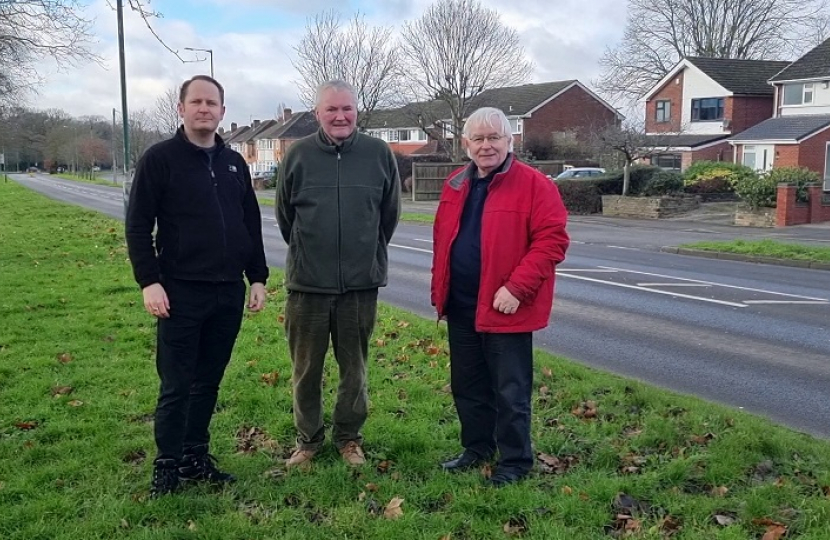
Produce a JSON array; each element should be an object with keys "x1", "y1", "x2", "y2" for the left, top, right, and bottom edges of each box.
[{"x1": 742, "y1": 145, "x2": 775, "y2": 172}]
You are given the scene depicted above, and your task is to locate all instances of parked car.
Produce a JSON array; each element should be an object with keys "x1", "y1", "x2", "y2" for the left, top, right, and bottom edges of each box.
[{"x1": 553, "y1": 167, "x2": 606, "y2": 180}]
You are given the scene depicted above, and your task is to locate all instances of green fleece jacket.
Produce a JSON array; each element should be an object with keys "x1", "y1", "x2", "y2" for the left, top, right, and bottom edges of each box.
[{"x1": 276, "y1": 128, "x2": 401, "y2": 294}]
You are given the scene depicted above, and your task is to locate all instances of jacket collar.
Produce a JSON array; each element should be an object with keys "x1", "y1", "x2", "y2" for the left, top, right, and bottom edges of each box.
[
  {"x1": 314, "y1": 127, "x2": 359, "y2": 154},
  {"x1": 175, "y1": 127, "x2": 226, "y2": 153},
  {"x1": 447, "y1": 154, "x2": 514, "y2": 190}
]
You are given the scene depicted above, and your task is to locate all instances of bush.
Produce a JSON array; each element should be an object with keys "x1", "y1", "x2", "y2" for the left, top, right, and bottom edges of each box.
[
  {"x1": 731, "y1": 166, "x2": 819, "y2": 209},
  {"x1": 641, "y1": 170, "x2": 684, "y2": 196},
  {"x1": 556, "y1": 179, "x2": 602, "y2": 214},
  {"x1": 764, "y1": 167, "x2": 819, "y2": 203},
  {"x1": 593, "y1": 165, "x2": 663, "y2": 196},
  {"x1": 683, "y1": 161, "x2": 754, "y2": 194}
]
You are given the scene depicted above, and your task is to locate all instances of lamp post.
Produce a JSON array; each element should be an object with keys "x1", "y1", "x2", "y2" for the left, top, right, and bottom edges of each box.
[{"x1": 184, "y1": 47, "x2": 214, "y2": 78}]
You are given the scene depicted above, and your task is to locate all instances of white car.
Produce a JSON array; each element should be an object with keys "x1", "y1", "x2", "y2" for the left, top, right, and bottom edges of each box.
[{"x1": 553, "y1": 167, "x2": 606, "y2": 180}]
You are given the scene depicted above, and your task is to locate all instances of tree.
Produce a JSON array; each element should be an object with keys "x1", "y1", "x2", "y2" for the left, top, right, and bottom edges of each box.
[
  {"x1": 598, "y1": 0, "x2": 830, "y2": 104},
  {"x1": 292, "y1": 10, "x2": 399, "y2": 128},
  {"x1": 0, "y1": 0, "x2": 97, "y2": 106},
  {"x1": 398, "y1": 0, "x2": 533, "y2": 160},
  {"x1": 590, "y1": 124, "x2": 674, "y2": 195},
  {"x1": 153, "y1": 86, "x2": 180, "y2": 136}
]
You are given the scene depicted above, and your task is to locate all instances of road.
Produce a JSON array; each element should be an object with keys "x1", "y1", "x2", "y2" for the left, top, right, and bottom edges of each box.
[{"x1": 12, "y1": 173, "x2": 830, "y2": 439}]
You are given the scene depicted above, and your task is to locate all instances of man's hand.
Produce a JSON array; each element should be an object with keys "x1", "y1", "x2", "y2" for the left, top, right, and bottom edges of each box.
[
  {"x1": 247, "y1": 282, "x2": 266, "y2": 312},
  {"x1": 143, "y1": 283, "x2": 170, "y2": 318},
  {"x1": 492, "y1": 286, "x2": 520, "y2": 315}
]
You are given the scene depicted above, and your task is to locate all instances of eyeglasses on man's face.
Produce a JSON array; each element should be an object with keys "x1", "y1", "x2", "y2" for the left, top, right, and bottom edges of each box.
[{"x1": 467, "y1": 134, "x2": 506, "y2": 145}]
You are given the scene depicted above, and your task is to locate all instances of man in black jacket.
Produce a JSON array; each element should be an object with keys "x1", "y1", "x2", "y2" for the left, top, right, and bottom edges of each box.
[{"x1": 125, "y1": 75, "x2": 269, "y2": 497}]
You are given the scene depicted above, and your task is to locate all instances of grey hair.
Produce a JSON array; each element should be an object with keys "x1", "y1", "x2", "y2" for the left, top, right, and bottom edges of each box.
[
  {"x1": 314, "y1": 80, "x2": 357, "y2": 109},
  {"x1": 462, "y1": 107, "x2": 514, "y2": 154}
]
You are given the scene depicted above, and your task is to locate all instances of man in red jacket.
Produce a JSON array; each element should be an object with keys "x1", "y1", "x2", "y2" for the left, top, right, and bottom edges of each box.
[{"x1": 431, "y1": 107, "x2": 569, "y2": 487}]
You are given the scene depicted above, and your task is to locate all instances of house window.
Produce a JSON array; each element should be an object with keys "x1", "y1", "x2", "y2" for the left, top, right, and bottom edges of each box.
[
  {"x1": 415, "y1": 129, "x2": 427, "y2": 141},
  {"x1": 743, "y1": 145, "x2": 774, "y2": 171},
  {"x1": 652, "y1": 153, "x2": 681, "y2": 171},
  {"x1": 783, "y1": 83, "x2": 814, "y2": 106},
  {"x1": 398, "y1": 130, "x2": 411, "y2": 141},
  {"x1": 655, "y1": 100, "x2": 671, "y2": 123},
  {"x1": 509, "y1": 118, "x2": 522, "y2": 134},
  {"x1": 691, "y1": 98, "x2": 724, "y2": 121}
]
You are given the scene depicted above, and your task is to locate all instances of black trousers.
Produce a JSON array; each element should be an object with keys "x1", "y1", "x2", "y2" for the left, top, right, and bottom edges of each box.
[
  {"x1": 154, "y1": 278, "x2": 245, "y2": 462},
  {"x1": 447, "y1": 308, "x2": 534, "y2": 475}
]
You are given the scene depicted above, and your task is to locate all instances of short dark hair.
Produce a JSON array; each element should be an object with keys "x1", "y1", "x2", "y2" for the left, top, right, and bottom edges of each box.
[{"x1": 179, "y1": 75, "x2": 225, "y2": 105}]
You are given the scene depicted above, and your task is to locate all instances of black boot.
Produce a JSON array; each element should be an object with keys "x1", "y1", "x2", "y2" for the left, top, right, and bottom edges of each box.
[
  {"x1": 178, "y1": 453, "x2": 236, "y2": 484},
  {"x1": 150, "y1": 458, "x2": 181, "y2": 498}
]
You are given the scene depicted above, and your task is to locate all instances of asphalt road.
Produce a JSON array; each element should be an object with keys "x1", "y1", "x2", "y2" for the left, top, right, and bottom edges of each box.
[{"x1": 11, "y1": 173, "x2": 830, "y2": 439}]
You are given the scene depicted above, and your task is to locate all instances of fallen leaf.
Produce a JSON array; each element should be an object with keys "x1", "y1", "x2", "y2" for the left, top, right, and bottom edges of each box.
[
  {"x1": 503, "y1": 516, "x2": 528, "y2": 536},
  {"x1": 120, "y1": 519, "x2": 129, "y2": 529},
  {"x1": 561, "y1": 485, "x2": 573, "y2": 495},
  {"x1": 51, "y1": 386, "x2": 73, "y2": 396},
  {"x1": 426, "y1": 345, "x2": 441, "y2": 356},
  {"x1": 235, "y1": 426, "x2": 281, "y2": 454},
  {"x1": 358, "y1": 491, "x2": 366, "y2": 502},
  {"x1": 539, "y1": 385, "x2": 549, "y2": 396},
  {"x1": 429, "y1": 361, "x2": 438, "y2": 368},
  {"x1": 246, "y1": 360, "x2": 258, "y2": 367},
  {"x1": 396, "y1": 321, "x2": 410, "y2": 328},
  {"x1": 657, "y1": 515, "x2": 682, "y2": 535},
  {"x1": 365, "y1": 483, "x2": 379, "y2": 492},
  {"x1": 383, "y1": 497, "x2": 404, "y2": 520},
  {"x1": 823, "y1": 485, "x2": 830, "y2": 497},
  {"x1": 761, "y1": 525, "x2": 787, "y2": 540},
  {"x1": 390, "y1": 471, "x2": 402, "y2": 481},
  {"x1": 376, "y1": 339, "x2": 386, "y2": 347},
  {"x1": 260, "y1": 371, "x2": 279, "y2": 386},
  {"x1": 122, "y1": 450, "x2": 146, "y2": 465},
  {"x1": 277, "y1": 314, "x2": 285, "y2": 323},
  {"x1": 711, "y1": 485, "x2": 729, "y2": 497},
  {"x1": 14, "y1": 421, "x2": 38, "y2": 430},
  {"x1": 774, "y1": 477, "x2": 787, "y2": 488},
  {"x1": 541, "y1": 366, "x2": 553, "y2": 378},
  {"x1": 57, "y1": 352, "x2": 73, "y2": 364},
  {"x1": 690, "y1": 432, "x2": 716, "y2": 445},
  {"x1": 187, "y1": 520, "x2": 197, "y2": 531},
  {"x1": 441, "y1": 384, "x2": 452, "y2": 394},
  {"x1": 67, "y1": 400, "x2": 84, "y2": 407},
  {"x1": 377, "y1": 460, "x2": 393, "y2": 474}
]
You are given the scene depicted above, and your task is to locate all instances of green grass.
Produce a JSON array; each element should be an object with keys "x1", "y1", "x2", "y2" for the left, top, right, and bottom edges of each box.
[
  {"x1": 2, "y1": 180, "x2": 830, "y2": 539},
  {"x1": 681, "y1": 239, "x2": 830, "y2": 262},
  {"x1": 400, "y1": 212, "x2": 434, "y2": 224},
  {"x1": 55, "y1": 172, "x2": 121, "y2": 187}
]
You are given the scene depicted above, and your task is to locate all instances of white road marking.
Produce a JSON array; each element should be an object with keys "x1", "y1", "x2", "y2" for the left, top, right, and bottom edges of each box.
[
  {"x1": 637, "y1": 283, "x2": 711, "y2": 287},
  {"x1": 557, "y1": 273, "x2": 748, "y2": 307},
  {"x1": 413, "y1": 238, "x2": 433, "y2": 244},
  {"x1": 390, "y1": 243, "x2": 433, "y2": 254},
  {"x1": 743, "y1": 300, "x2": 829, "y2": 305},
  {"x1": 599, "y1": 266, "x2": 829, "y2": 302},
  {"x1": 557, "y1": 269, "x2": 617, "y2": 273}
]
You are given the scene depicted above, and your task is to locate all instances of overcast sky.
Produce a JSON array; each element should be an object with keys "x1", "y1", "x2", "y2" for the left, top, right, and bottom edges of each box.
[{"x1": 32, "y1": 0, "x2": 628, "y2": 129}]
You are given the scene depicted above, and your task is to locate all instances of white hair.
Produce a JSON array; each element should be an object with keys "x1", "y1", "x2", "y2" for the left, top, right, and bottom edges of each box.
[
  {"x1": 462, "y1": 107, "x2": 514, "y2": 156},
  {"x1": 314, "y1": 80, "x2": 357, "y2": 109}
]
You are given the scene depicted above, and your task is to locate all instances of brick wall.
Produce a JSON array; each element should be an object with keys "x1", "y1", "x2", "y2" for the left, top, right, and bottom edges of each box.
[
  {"x1": 691, "y1": 141, "x2": 732, "y2": 163},
  {"x1": 796, "y1": 130, "x2": 830, "y2": 175},
  {"x1": 728, "y1": 96, "x2": 775, "y2": 134},
  {"x1": 775, "y1": 145, "x2": 800, "y2": 167},
  {"x1": 523, "y1": 84, "x2": 620, "y2": 142},
  {"x1": 777, "y1": 184, "x2": 830, "y2": 226},
  {"x1": 645, "y1": 71, "x2": 683, "y2": 133}
]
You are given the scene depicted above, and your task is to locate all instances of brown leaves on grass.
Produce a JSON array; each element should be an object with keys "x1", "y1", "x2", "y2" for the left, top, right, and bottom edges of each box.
[
  {"x1": 235, "y1": 426, "x2": 281, "y2": 455},
  {"x1": 541, "y1": 366, "x2": 553, "y2": 378},
  {"x1": 122, "y1": 450, "x2": 146, "y2": 465},
  {"x1": 383, "y1": 497, "x2": 404, "y2": 520},
  {"x1": 712, "y1": 512, "x2": 737, "y2": 527},
  {"x1": 503, "y1": 515, "x2": 528, "y2": 536},
  {"x1": 67, "y1": 400, "x2": 84, "y2": 407},
  {"x1": 689, "y1": 432, "x2": 716, "y2": 446},
  {"x1": 753, "y1": 518, "x2": 787, "y2": 540},
  {"x1": 51, "y1": 385, "x2": 73, "y2": 397},
  {"x1": 571, "y1": 400, "x2": 598, "y2": 420},
  {"x1": 605, "y1": 493, "x2": 677, "y2": 538},
  {"x1": 56, "y1": 352, "x2": 72, "y2": 364},
  {"x1": 376, "y1": 460, "x2": 394, "y2": 474},
  {"x1": 536, "y1": 452, "x2": 579, "y2": 475},
  {"x1": 620, "y1": 453, "x2": 647, "y2": 475},
  {"x1": 14, "y1": 421, "x2": 38, "y2": 430},
  {"x1": 260, "y1": 371, "x2": 279, "y2": 386}
]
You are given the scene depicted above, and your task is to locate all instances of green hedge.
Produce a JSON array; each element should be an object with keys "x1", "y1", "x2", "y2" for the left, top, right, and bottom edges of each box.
[
  {"x1": 592, "y1": 165, "x2": 663, "y2": 196},
  {"x1": 682, "y1": 161, "x2": 753, "y2": 194},
  {"x1": 556, "y1": 179, "x2": 602, "y2": 214},
  {"x1": 731, "y1": 167, "x2": 818, "y2": 209},
  {"x1": 641, "y1": 170, "x2": 684, "y2": 196}
]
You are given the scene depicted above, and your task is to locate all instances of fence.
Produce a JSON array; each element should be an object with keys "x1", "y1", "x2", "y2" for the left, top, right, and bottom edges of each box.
[{"x1": 410, "y1": 159, "x2": 600, "y2": 201}]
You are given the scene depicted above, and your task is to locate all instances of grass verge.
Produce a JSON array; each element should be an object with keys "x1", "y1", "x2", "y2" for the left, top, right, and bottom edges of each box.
[
  {"x1": 55, "y1": 172, "x2": 121, "y2": 187},
  {"x1": 681, "y1": 239, "x2": 830, "y2": 263},
  {"x1": 2, "y1": 180, "x2": 830, "y2": 539}
]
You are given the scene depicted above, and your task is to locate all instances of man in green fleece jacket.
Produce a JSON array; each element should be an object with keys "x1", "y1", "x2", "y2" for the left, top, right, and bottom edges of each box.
[{"x1": 276, "y1": 80, "x2": 401, "y2": 468}]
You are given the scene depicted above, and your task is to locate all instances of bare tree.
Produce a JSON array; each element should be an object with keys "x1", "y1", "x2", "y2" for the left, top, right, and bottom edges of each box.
[
  {"x1": 153, "y1": 86, "x2": 180, "y2": 136},
  {"x1": 597, "y1": 0, "x2": 830, "y2": 105},
  {"x1": 0, "y1": 0, "x2": 97, "y2": 106},
  {"x1": 292, "y1": 10, "x2": 399, "y2": 128},
  {"x1": 590, "y1": 123, "x2": 675, "y2": 195},
  {"x1": 398, "y1": 0, "x2": 533, "y2": 160}
]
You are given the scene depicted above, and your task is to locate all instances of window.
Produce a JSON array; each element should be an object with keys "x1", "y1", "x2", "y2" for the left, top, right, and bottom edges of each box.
[
  {"x1": 655, "y1": 100, "x2": 671, "y2": 123},
  {"x1": 398, "y1": 130, "x2": 411, "y2": 141},
  {"x1": 743, "y1": 145, "x2": 773, "y2": 171},
  {"x1": 509, "y1": 118, "x2": 522, "y2": 134},
  {"x1": 783, "y1": 83, "x2": 814, "y2": 106},
  {"x1": 653, "y1": 153, "x2": 681, "y2": 171},
  {"x1": 691, "y1": 98, "x2": 724, "y2": 121},
  {"x1": 415, "y1": 129, "x2": 427, "y2": 141}
]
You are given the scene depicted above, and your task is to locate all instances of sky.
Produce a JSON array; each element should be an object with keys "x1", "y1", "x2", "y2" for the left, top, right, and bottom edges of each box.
[{"x1": 32, "y1": 0, "x2": 629, "y2": 129}]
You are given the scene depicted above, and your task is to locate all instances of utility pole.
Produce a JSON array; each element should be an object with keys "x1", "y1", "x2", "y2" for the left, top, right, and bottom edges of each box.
[
  {"x1": 116, "y1": 0, "x2": 130, "y2": 174},
  {"x1": 112, "y1": 108, "x2": 118, "y2": 184}
]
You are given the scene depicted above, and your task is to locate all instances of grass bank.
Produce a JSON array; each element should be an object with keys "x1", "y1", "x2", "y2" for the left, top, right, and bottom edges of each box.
[
  {"x1": 55, "y1": 172, "x2": 121, "y2": 187},
  {"x1": 681, "y1": 239, "x2": 830, "y2": 263},
  {"x1": 2, "y1": 181, "x2": 830, "y2": 539}
]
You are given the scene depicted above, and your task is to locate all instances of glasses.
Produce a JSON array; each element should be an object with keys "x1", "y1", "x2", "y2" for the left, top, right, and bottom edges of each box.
[{"x1": 467, "y1": 135, "x2": 506, "y2": 145}]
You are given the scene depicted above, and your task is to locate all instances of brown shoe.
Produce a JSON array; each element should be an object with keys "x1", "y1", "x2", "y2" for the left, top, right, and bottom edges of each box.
[
  {"x1": 339, "y1": 441, "x2": 365, "y2": 467},
  {"x1": 285, "y1": 448, "x2": 316, "y2": 469}
]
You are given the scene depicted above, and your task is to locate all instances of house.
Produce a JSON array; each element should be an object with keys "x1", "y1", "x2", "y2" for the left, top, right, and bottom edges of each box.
[
  {"x1": 255, "y1": 109, "x2": 319, "y2": 166},
  {"x1": 364, "y1": 80, "x2": 623, "y2": 155},
  {"x1": 729, "y1": 38, "x2": 830, "y2": 190},
  {"x1": 642, "y1": 56, "x2": 790, "y2": 170}
]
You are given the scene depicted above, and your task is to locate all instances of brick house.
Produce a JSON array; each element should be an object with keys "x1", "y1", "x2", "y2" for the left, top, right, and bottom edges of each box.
[
  {"x1": 364, "y1": 80, "x2": 623, "y2": 155},
  {"x1": 729, "y1": 38, "x2": 830, "y2": 190},
  {"x1": 256, "y1": 110, "x2": 319, "y2": 165},
  {"x1": 642, "y1": 57, "x2": 790, "y2": 170}
]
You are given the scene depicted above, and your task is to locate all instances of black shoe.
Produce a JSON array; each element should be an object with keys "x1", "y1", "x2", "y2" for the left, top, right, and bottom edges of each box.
[
  {"x1": 150, "y1": 459, "x2": 181, "y2": 498},
  {"x1": 178, "y1": 453, "x2": 236, "y2": 484},
  {"x1": 441, "y1": 451, "x2": 489, "y2": 472},
  {"x1": 488, "y1": 470, "x2": 526, "y2": 488}
]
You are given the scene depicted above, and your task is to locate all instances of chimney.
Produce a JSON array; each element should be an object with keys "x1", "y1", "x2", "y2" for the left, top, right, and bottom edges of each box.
[
  {"x1": 253, "y1": 119, "x2": 261, "y2": 128},
  {"x1": 283, "y1": 107, "x2": 292, "y2": 119},
  {"x1": 231, "y1": 122, "x2": 238, "y2": 131},
  {"x1": 218, "y1": 127, "x2": 225, "y2": 135}
]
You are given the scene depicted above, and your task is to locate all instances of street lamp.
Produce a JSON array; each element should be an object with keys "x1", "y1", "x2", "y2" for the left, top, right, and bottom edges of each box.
[{"x1": 184, "y1": 47, "x2": 214, "y2": 78}]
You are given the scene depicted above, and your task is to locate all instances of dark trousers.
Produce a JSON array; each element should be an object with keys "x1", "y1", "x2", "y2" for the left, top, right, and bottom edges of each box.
[
  {"x1": 447, "y1": 308, "x2": 534, "y2": 475},
  {"x1": 154, "y1": 278, "x2": 245, "y2": 462},
  {"x1": 284, "y1": 289, "x2": 378, "y2": 451}
]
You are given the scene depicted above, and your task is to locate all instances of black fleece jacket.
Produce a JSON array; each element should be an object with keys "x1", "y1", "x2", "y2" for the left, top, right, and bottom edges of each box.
[{"x1": 125, "y1": 128, "x2": 269, "y2": 288}]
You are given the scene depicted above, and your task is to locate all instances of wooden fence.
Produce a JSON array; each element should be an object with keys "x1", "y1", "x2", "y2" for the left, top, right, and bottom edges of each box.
[{"x1": 410, "y1": 159, "x2": 599, "y2": 201}]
